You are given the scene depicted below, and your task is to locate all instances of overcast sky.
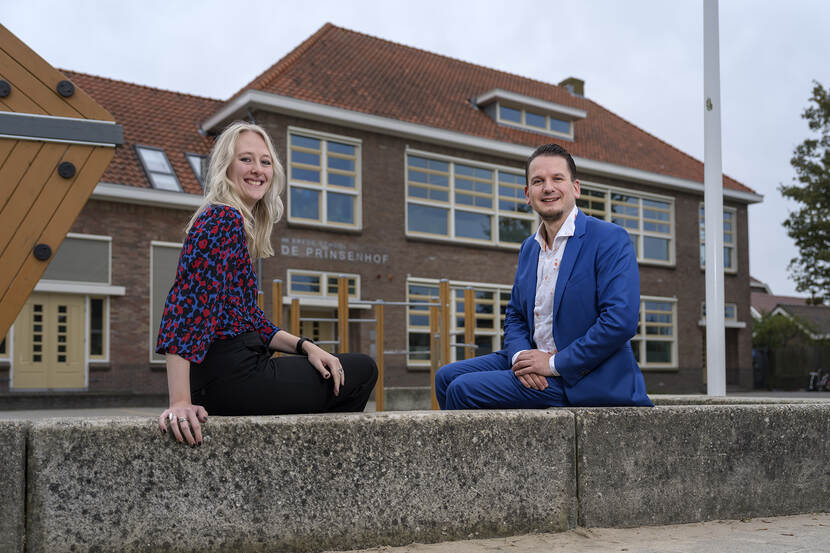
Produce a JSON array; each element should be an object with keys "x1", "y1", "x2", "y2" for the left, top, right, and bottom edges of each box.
[{"x1": 4, "y1": 0, "x2": 829, "y2": 297}]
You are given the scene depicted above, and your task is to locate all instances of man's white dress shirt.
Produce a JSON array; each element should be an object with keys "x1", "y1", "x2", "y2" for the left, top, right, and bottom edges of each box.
[{"x1": 511, "y1": 206, "x2": 578, "y2": 377}]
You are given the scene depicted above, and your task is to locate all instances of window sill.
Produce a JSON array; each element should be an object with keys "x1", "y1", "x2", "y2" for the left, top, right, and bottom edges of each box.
[{"x1": 286, "y1": 220, "x2": 363, "y2": 235}]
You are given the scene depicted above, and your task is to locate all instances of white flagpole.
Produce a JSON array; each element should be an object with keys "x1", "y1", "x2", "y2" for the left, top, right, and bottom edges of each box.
[{"x1": 704, "y1": 0, "x2": 726, "y2": 395}]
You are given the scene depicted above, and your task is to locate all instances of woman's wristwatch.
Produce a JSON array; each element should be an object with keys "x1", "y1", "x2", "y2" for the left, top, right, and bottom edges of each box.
[{"x1": 295, "y1": 337, "x2": 314, "y2": 355}]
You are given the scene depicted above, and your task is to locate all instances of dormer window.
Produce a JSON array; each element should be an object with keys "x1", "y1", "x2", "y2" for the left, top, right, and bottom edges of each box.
[
  {"x1": 476, "y1": 89, "x2": 586, "y2": 140},
  {"x1": 136, "y1": 145, "x2": 181, "y2": 191},
  {"x1": 186, "y1": 153, "x2": 207, "y2": 188}
]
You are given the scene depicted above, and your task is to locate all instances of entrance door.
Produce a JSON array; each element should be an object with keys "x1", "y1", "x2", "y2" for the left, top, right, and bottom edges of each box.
[{"x1": 13, "y1": 293, "x2": 85, "y2": 389}]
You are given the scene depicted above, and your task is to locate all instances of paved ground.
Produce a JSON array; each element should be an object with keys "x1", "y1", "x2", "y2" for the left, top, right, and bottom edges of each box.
[{"x1": 325, "y1": 513, "x2": 830, "y2": 553}]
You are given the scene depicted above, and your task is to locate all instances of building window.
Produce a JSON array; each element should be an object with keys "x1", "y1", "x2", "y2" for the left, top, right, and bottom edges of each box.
[
  {"x1": 150, "y1": 242, "x2": 182, "y2": 363},
  {"x1": 287, "y1": 128, "x2": 361, "y2": 229},
  {"x1": 701, "y1": 302, "x2": 738, "y2": 322},
  {"x1": 699, "y1": 205, "x2": 737, "y2": 272},
  {"x1": 632, "y1": 297, "x2": 677, "y2": 370},
  {"x1": 136, "y1": 145, "x2": 181, "y2": 191},
  {"x1": 41, "y1": 234, "x2": 112, "y2": 284},
  {"x1": 186, "y1": 153, "x2": 207, "y2": 188},
  {"x1": 576, "y1": 183, "x2": 674, "y2": 265},
  {"x1": 286, "y1": 270, "x2": 360, "y2": 300},
  {"x1": 497, "y1": 103, "x2": 573, "y2": 139},
  {"x1": 406, "y1": 151, "x2": 534, "y2": 247},
  {"x1": 0, "y1": 331, "x2": 8, "y2": 361},
  {"x1": 406, "y1": 278, "x2": 511, "y2": 368},
  {"x1": 88, "y1": 296, "x2": 108, "y2": 361}
]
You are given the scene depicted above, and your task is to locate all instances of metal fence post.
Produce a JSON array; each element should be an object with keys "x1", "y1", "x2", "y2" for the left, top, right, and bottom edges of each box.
[
  {"x1": 338, "y1": 275, "x2": 349, "y2": 353},
  {"x1": 374, "y1": 300, "x2": 384, "y2": 412}
]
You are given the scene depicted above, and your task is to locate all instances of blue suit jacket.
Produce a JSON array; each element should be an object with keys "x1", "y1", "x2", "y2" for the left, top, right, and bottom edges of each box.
[{"x1": 503, "y1": 210, "x2": 652, "y2": 407}]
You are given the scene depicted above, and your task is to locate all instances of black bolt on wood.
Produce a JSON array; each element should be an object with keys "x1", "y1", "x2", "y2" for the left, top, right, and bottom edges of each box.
[
  {"x1": 57, "y1": 161, "x2": 76, "y2": 179},
  {"x1": 33, "y1": 244, "x2": 52, "y2": 261},
  {"x1": 0, "y1": 80, "x2": 10, "y2": 98},
  {"x1": 56, "y1": 80, "x2": 75, "y2": 97}
]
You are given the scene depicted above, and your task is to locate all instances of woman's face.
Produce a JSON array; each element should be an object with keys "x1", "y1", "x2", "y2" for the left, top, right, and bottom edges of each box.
[{"x1": 227, "y1": 131, "x2": 274, "y2": 210}]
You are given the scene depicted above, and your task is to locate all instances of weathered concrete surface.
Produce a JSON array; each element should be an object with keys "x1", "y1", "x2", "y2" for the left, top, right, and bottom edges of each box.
[
  {"x1": 650, "y1": 394, "x2": 830, "y2": 405},
  {"x1": 26, "y1": 410, "x2": 576, "y2": 553},
  {"x1": 576, "y1": 404, "x2": 830, "y2": 528},
  {"x1": 0, "y1": 421, "x2": 28, "y2": 553}
]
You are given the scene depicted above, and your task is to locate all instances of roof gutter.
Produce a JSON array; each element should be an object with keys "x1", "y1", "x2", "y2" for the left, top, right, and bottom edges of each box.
[{"x1": 201, "y1": 90, "x2": 762, "y2": 204}]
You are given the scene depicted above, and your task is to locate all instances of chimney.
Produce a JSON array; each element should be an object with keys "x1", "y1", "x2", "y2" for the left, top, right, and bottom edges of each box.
[{"x1": 558, "y1": 77, "x2": 584, "y2": 97}]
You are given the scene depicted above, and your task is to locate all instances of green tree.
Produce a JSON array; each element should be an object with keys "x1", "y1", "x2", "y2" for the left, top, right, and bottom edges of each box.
[
  {"x1": 780, "y1": 81, "x2": 830, "y2": 304},
  {"x1": 752, "y1": 311, "x2": 812, "y2": 350}
]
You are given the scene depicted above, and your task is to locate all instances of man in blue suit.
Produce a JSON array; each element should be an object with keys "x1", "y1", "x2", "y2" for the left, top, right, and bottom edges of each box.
[{"x1": 436, "y1": 144, "x2": 652, "y2": 408}]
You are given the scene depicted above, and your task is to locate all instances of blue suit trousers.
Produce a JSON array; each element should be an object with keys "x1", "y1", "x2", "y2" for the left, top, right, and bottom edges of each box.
[{"x1": 436, "y1": 352, "x2": 568, "y2": 409}]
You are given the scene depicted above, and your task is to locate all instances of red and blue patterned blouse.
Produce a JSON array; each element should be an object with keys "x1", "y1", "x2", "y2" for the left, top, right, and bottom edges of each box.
[{"x1": 155, "y1": 205, "x2": 279, "y2": 363}]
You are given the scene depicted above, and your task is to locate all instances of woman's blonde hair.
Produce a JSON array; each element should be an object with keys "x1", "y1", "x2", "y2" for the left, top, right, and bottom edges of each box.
[{"x1": 186, "y1": 121, "x2": 285, "y2": 259}]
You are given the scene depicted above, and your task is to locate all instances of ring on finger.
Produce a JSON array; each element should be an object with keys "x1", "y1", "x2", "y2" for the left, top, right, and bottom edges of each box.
[
  {"x1": 178, "y1": 417, "x2": 188, "y2": 423},
  {"x1": 168, "y1": 412, "x2": 175, "y2": 422}
]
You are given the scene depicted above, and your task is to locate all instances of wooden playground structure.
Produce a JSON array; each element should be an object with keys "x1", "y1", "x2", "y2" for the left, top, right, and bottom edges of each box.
[{"x1": 258, "y1": 277, "x2": 481, "y2": 411}]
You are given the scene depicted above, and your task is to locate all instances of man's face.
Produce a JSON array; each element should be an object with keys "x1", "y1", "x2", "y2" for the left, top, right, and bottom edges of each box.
[{"x1": 524, "y1": 154, "x2": 580, "y2": 223}]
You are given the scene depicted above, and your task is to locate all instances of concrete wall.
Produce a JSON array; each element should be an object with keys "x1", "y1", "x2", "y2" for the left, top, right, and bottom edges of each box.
[
  {"x1": 576, "y1": 404, "x2": 830, "y2": 527},
  {"x1": 7, "y1": 402, "x2": 829, "y2": 552},
  {"x1": 24, "y1": 411, "x2": 575, "y2": 553},
  {"x1": 0, "y1": 421, "x2": 27, "y2": 553}
]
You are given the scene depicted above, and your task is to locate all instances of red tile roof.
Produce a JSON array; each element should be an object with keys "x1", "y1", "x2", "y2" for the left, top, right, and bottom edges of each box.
[
  {"x1": 63, "y1": 70, "x2": 221, "y2": 194},
  {"x1": 752, "y1": 292, "x2": 808, "y2": 315},
  {"x1": 237, "y1": 23, "x2": 753, "y2": 194}
]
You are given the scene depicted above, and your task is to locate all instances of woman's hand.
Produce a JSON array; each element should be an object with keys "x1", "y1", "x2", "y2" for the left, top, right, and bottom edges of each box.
[
  {"x1": 305, "y1": 343, "x2": 344, "y2": 396},
  {"x1": 159, "y1": 404, "x2": 208, "y2": 447}
]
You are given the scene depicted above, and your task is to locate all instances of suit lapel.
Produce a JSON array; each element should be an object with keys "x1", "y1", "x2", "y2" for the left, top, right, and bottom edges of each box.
[
  {"x1": 553, "y1": 211, "x2": 586, "y2": 322},
  {"x1": 525, "y1": 240, "x2": 540, "y2": 337}
]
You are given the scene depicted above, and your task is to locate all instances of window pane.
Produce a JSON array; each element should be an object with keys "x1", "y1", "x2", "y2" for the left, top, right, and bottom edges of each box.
[
  {"x1": 328, "y1": 141, "x2": 355, "y2": 156},
  {"x1": 292, "y1": 167, "x2": 320, "y2": 183},
  {"x1": 455, "y1": 211, "x2": 491, "y2": 240},
  {"x1": 408, "y1": 333, "x2": 430, "y2": 360},
  {"x1": 646, "y1": 341, "x2": 672, "y2": 363},
  {"x1": 526, "y1": 111, "x2": 546, "y2": 128},
  {"x1": 327, "y1": 192, "x2": 354, "y2": 224},
  {"x1": 328, "y1": 156, "x2": 354, "y2": 171},
  {"x1": 500, "y1": 105, "x2": 521, "y2": 123},
  {"x1": 499, "y1": 216, "x2": 532, "y2": 244},
  {"x1": 90, "y1": 298, "x2": 103, "y2": 356},
  {"x1": 290, "y1": 187, "x2": 320, "y2": 220},
  {"x1": 291, "y1": 274, "x2": 321, "y2": 294},
  {"x1": 137, "y1": 148, "x2": 170, "y2": 173},
  {"x1": 292, "y1": 150, "x2": 320, "y2": 166},
  {"x1": 408, "y1": 156, "x2": 428, "y2": 169},
  {"x1": 328, "y1": 172, "x2": 355, "y2": 188},
  {"x1": 643, "y1": 236, "x2": 669, "y2": 261},
  {"x1": 291, "y1": 134, "x2": 320, "y2": 150},
  {"x1": 408, "y1": 204, "x2": 448, "y2": 235},
  {"x1": 149, "y1": 173, "x2": 180, "y2": 191},
  {"x1": 549, "y1": 117, "x2": 570, "y2": 134}
]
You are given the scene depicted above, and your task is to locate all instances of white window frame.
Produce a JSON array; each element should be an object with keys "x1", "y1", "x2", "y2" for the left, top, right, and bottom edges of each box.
[
  {"x1": 406, "y1": 277, "x2": 512, "y2": 369},
  {"x1": 149, "y1": 241, "x2": 183, "y2": 364},
  {"x1": 699, "y1": 204, "x2": 738, "y2": 274},
  {"x1": 633, "y1": 295, "x2": 678, "y2": 370},
  {"x1": 286, "y1": 270, "x2": 361, "y2": 300},
  {"x1": 135, "y1": 145, "x2": 182, "y2": 192},
  {"x1": 185, "y1": 152, "x2": 207, "y2": 188},
  {"x1": 286, "y1": 127, "x2": 362, "y2": 230},
  {"x1": 496, "y1": 102, "x2": 574, "y2": 139},
  {"x1": 578, "y1": 181, "x2": 676, "y2": 266},
  {"x1": 405, "y1": 149, "x2": 536, "y2": 249}
]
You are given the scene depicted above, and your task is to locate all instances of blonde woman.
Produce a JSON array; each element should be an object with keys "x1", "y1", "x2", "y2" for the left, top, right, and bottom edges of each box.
[{"x1": 156, "y1": 122, "x2": 377, "y2": 446}]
